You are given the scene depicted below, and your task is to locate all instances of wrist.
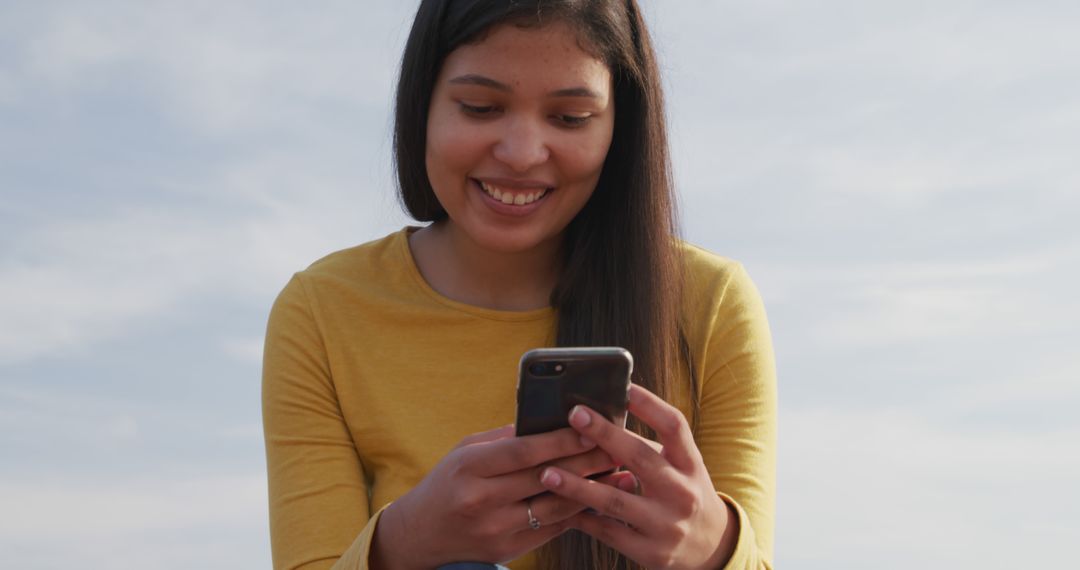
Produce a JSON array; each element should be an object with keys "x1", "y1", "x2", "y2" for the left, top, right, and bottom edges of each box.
[
  {"x1": 702, "y1": 497, "x2": 740, "y2": 570},
  {"x1": 371, "y1": 499, "x2": 425, "y2": 570}
]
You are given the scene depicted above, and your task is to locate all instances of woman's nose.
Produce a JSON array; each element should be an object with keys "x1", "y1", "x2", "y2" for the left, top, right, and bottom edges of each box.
[{"x1": 492, "y1": 117, "x2": 550, "y2": 173}]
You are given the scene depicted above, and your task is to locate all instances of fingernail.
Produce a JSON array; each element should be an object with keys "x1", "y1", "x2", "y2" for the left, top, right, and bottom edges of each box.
[
  {"x1": 541, "y1": 468, "x2": 562, "y2": 487},
  {"x1": 569, "y1": 406, "x2": 591, "y2": 428},
  {"x1": 580, "y1": 436, "x2": 595, "y2": 448}
]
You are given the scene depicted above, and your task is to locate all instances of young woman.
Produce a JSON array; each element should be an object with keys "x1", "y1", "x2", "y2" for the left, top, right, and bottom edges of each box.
[{"x1": 262, "y1": 1, "x2": 776, "y2": 569}]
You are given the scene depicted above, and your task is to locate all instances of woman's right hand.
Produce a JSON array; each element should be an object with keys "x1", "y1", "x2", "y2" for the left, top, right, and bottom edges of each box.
[{"x1": 371, "y1": 424, "x2": 618, "y2": 569}]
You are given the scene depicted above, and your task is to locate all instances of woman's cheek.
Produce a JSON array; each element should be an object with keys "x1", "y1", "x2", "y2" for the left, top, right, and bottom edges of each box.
[
  {"x1": 434, "y1": 123, "x2": 487, "y2": 171},
  {"x1": 574, "y1": 126, "x2": 613, "y2": 169}
]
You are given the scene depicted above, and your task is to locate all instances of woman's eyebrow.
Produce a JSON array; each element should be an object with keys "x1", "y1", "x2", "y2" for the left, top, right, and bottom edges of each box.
[
  {"x1": 448, "y1": 74, "x2": 601, "y2": 99},
  {"x1": 549, "y1": 86, "x2": 601, "y2": 99},
  {"x1": 449, "y1": 74, "x2": 511, "y2": 92}
]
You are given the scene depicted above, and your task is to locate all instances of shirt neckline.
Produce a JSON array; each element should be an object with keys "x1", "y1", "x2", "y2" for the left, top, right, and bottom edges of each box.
[{"x1": 396, "y1": 226, "x2": 556, "y2": 323}]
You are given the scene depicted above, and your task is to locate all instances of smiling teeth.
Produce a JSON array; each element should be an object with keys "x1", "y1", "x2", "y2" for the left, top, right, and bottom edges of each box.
[{"x1": 480, "y1": 181, "x2": 547, "y2": 205}]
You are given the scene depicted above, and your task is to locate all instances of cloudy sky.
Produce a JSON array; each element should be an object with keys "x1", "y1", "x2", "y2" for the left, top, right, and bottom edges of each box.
[{"x1": 2, "y1": 1, "x2": 1077, "y2": 568}]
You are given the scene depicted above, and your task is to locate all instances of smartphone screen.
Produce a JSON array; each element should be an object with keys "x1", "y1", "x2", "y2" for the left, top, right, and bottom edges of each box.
[{"x1": 515, "y1": 347, "x2": 633, "y2": 437}]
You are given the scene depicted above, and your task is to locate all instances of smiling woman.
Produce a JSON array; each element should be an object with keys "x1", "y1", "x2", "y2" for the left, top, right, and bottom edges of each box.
[
  {"x1": 262, "y1": 2, "x2": 776, "y2": 570},
  {"x1": 416, "y1": 19, "x2": 615, "y2": 308}
]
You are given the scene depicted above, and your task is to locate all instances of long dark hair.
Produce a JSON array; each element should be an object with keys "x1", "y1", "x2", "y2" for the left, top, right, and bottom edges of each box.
[{"x1": 395, "y1": 2, "x2": 694, "y2": 568}]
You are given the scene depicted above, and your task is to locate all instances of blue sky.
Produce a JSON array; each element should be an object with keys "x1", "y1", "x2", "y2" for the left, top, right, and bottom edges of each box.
[{"x1": 2, "y1": 1, "x2": 1078, "y2": 568}]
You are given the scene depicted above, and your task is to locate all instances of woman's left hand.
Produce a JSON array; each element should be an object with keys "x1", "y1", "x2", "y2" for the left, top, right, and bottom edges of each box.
[{"x1": 537, "y1": 384, "x2": 739, "y2": 570}]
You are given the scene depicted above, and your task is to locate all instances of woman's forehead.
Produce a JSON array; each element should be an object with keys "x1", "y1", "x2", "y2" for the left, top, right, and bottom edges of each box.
[{"x1": 440, "y1": 20, "x2": 612, "y2": 95}]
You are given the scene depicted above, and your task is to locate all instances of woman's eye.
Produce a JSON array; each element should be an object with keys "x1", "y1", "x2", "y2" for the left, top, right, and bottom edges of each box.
[
  {"x1": 459, "y1": 103, "x2": 499, "y2": 117},
  {"x1": 555, "y1": 114, "x2": 592, "y2": 128}
]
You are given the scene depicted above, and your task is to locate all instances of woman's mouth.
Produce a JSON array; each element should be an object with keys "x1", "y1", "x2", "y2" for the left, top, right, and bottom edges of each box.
[{"x1": 476, "y1": 179, "x2": 550, "y2": 206}]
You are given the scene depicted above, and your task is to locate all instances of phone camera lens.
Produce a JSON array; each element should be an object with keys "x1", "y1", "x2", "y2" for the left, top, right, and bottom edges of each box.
[{"x1": 528, "y1": 362, "x2": 565, "y2": 377}]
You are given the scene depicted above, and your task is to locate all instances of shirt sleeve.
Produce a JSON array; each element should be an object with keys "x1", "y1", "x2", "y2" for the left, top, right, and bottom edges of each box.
[
  {"x1": 694, "y1": 263, "x2": 777, "y2": 570},
  {"x1": 262, "y1": 274, "x2": 381, "y2": 570}
]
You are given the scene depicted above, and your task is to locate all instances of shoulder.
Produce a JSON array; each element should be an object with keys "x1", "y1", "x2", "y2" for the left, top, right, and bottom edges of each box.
[
  {"x1": 300, "y1": 229, "x2": 408, "y2": 282},
  {"x1": 678, "y1": 241, "x2": 745, "y2": 283},
  {"x1": 676, "y1": 242, "x2": 776, "y2": 404},
  {"x1": 676, "y1": 240, "x2": 771, "y2": 342},
  {"x1": 677, "y1": 241, "x2": 760, "y2": 308},
  {"x1": 273, "y1": 228, "x2": 416, "y2": 311}
]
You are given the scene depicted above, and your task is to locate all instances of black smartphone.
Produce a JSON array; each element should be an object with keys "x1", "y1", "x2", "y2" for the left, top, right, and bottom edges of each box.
[{"x1": 515, "y1": 347, "x2": 633, "y2": 437}]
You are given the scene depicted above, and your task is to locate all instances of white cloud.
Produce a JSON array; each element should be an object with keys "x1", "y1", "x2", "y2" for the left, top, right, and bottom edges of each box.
[
  {"x1": 0, "y1": 474, "x2": 270, "y2": 569},
  {"x1": 23, "y1": 8, "x2": 127, "y2": 85},
  {"x1": 0, "y1": 68, "x2": 16, "y2": 105},
  {"x1": 779, "y1": 405, "x2": 1080, "y2": 568},
  {"x1": 0, "y1": 206, "x2": 412, "y2": 365},
  {"x1": 14, "y1": 0, "x2": 413, "y2": 137},
  {"x1": 220, "y1": 336, "x2": 264, "y2": 366},
  {"x1": 747, "y1": 244, "x2": 1080, "y2": 350},
  {"x1": 930, "y1": 359, "x2": 1080, "y2": 419},
  {"x1": 654, "y1": 1, "x2": 1080, "y2": 220},
  {"x1": 104, "y1": 414, "x2": 141, "y2": 442},
  {"x1": 218, "y1": 423, "x2": 264, "y2": 443},
  {"x1": 0, "y1": 475, "x2": 266, "y2": 536},
  {"x1": 0, "y1": 209, "x2": 228, "y2": 364},
  {"x1": 0, "y1": 384, "x2": 140, "y2": 448},
  {"x1": 0, "y1": 149, "x2": 410, "y2": 365},
  {"x1": 1, "y1": 1, "x2": 417, "y2": 365}
]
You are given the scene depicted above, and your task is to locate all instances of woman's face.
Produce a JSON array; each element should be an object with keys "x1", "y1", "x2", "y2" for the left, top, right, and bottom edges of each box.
[{"x1": 425, "y1": 20, "x2": 615, "y2": 255}]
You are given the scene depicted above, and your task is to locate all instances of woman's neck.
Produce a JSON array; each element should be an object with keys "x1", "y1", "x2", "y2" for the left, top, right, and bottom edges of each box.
[{"x1": 408, "y1": 221, "x2": 560, "y2": 311}]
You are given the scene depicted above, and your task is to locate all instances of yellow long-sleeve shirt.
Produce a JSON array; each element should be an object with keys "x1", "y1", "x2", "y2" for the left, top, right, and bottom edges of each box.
[{"x1": 262, "y1": 227, "x2": 776, "y2": 569}]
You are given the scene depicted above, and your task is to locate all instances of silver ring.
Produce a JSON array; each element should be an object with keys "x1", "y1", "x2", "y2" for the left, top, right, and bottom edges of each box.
[{"x1": 527, "y1": 502, "x2": 541, "y2": 530}]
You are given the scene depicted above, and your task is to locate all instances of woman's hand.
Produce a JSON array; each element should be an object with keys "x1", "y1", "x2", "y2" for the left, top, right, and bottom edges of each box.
[
  {"x1": 372, "y1": 424, "x2": 619, "y2": 570},
  {"x1": 537, "y1": 384, "x2": 740, "y2": 570}
]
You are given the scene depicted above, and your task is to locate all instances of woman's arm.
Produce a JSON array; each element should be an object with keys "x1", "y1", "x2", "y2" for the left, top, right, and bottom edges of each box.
[
  {"x1": 263, "y1": 275, "x2": 377, "y2": 570},
  {"x1": 693, "y1": 262, "x2": 777, "y2": 569}
]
